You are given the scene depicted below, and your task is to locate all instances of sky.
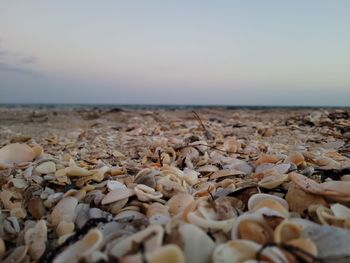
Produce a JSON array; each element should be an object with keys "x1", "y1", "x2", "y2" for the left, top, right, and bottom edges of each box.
[{"x1": 0, "y1": 0, "x2": 350, "y2": 106}]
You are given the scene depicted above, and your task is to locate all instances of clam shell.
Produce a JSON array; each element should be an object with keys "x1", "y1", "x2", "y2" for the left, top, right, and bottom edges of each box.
[
  {"x1": 134, "y1": 184, "x2": 163, "y2": 202},
  {"x1": 101, "y1": 188, "x2": 135, "y2": 205},
  {"x1": 35, "y1": 161, "x2": 56, "y2": 174},
  {"x1": 179, "y1": 224, "x2": 215, "y2": 263},
  {"x1": 24, "y1": 220, "x2": 47, "y2": 260},
  {"x1": 248, "y1": 193, "x2": 289, "y2": 212},
  {"x1": 65, "y1": 166, "x2": 92, "y2": 176},
  {"x1": 274, "y1": 220, "x2": 302, "y2": 243},
  {"x1": 51, "y1": 196, "x2": 78, "y2": 226},
  {"x1": 146, "y1": 244, "x2": 184, "y2": 263},
  {"x1": 56, "y1": 221, "x2": 75, "y2": 237},
  {"x1": 287, "y1": 237, "x2": 317, "y2": 257},
  {"x1": 330, "y1": 203, "x2": 350, "y2": 219},
  {"x1": 53, "y1": 228, "x2": 103, "y2": 263},
  {"x1": 258, "y1": 173, "x2": 289, "y2": 189},
  {"x1": 0, "y1": 143, "x2": 35, "y2": 169}
]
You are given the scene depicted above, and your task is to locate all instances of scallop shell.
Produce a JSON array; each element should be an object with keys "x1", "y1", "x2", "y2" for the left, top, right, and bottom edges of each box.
[
  {"x1": 101, "y1": 188, "x2": 135, "y2": 205},
  {"x1": 53, "y1": 228, "x2": 103, "y2": 263},
  {"x1": 178, "y1": 224, "x2": 215, "y2": 263},
  {"x1": 0, "y1": 143, "x2": 36, "y2": 169}
]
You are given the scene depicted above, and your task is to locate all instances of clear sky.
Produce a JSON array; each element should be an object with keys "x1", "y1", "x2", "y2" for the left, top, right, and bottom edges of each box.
[{"x1": 1, "y1": 0, "x2": 350, "y2": 106}]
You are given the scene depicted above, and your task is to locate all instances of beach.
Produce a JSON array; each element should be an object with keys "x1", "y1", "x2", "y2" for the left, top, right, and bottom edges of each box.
[{"x1": 1, "y1": 107, "x2": 350, "y2": 262}]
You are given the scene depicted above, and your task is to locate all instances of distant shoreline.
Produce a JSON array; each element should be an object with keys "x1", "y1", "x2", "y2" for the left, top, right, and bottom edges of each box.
[{"x1": 0, "y1": 103, "x2": 349, "y2": 111}]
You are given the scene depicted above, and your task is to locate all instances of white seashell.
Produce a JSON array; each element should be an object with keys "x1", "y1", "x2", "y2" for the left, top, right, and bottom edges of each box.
[
  {"x1": 107, "y1": 180, "x2": 127, "y2": 191},
  {"x1": 182, "y1": 168, "x2": 199, "y2": 185},
  {"x1": 179, "y1": 224, "x2": 215, "y2": 263},
  {"x1": 114, "y1": 210, "x2": 147, "y2": 221},
  {"x1": 11, "y1": 178, "x2": 28, "y2": 189},
  {"x1": 134, "y1": 184, "x2": 163, "y2": 202},
  {"x1": 166, "y1": 193, "x2": 194, "y2": 216},
  {"x1": 35, "y1": 161, "x2": 56, "y2": 174},
  {"x1": 53, "y1": 228, "x2": 103, "y2": 263},
  {"x1": 258, "y1": 173, "x2": 289, "y2": 189},
  {"x1": 248, "y1": 193, "x2": 289, "y2": 212},
  {"x1": 0, "y1": 143, "x2": 35, "y2": 169},
  {"x1": 24, "y1": 219, "x2": 47, "y2": 260},
  {"x1": 101, "y1": 188, "x2": 135, "y2": 205},
  {"x1": 330, "y1": 203, "x2": 350, "y2": 219},
  {"x1": 187, "y1": 211, "x2": 235, "y2": 233},
  {"x1": 197, "y1": 165, "x2": 219, "y2": 173},
  {"x1": 212, "y1": 240, "x2": 287, "y2": 263},
  {"x1": 51, "y1": 196, "x2": 78, "y2": 226},
  {"x1": 273, "y1": 163, "x2": 291, "y2": 174},
  {"x1": 109, "y1": 225, "x2": 164, "y2": 258}
]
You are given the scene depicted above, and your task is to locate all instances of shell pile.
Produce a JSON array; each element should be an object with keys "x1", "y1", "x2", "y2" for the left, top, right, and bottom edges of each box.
[{"x1": 1, "y1": 107, "x2": 350, "y2": 262}]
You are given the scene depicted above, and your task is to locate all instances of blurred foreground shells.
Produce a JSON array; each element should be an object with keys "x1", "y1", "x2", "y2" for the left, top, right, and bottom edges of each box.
[{"x1": 1, "y1": 108, "x2": 350, "y2": 262}]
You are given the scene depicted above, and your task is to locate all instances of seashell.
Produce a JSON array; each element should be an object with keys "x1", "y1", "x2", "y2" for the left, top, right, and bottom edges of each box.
[
  {"x1": 255, "y1": 163, "x2": 275, "y2": 173},
  {"x1": 248, "y1": 193, "x2": 289, "y2": 212},
  {"x1": 24, "y1": 220, "x2": 47, "y2": 260},
  {"x1": 4, "y1": 216, "x2": 20, "y2": 234},
  {"x1": 51, "y1": 196, "x2": 78, "y2": 226},
  {"x1": 330, "y1": 203, "x2": 350, "y2": 219},
  {"x1": 212, "y1": 239, "x2": 287, "y2": 263},
  {"x1": 0, "y1": 238, "x2": 5, "y2": 258},
  {"x1": 210, "y1": 169, "x2": 244, "y2": 180},
  {"x1": 56, "y1": 221, "x2": 75, "y2": 237},
  {"x1": 0, "y1": 143, "x2": 36, "y2": 169},
  {"x1": 109, "y1": 225, "x2": 164, "y2": 258},
  {"x1": 255, "y1": 154, "x2": 279, "y2": 165},
  {"x1": 274, "y1": 220, "x2": 302, "y2": 243},
  {"x1": 107, "y1": 180, "x2": 127, "y2": 191},
  {"x1": 65, "y1": 166, "x2": 92, "y2": 176},
  {"x1": 197, "y1": 165, "x2": 219, "y2": 173},
  {"x1": 284, "y1": 152, "x2": 305, "y2": 166},
  {"x1": 289, "y1": 172, "x2": 326, "y2": 194},
  {"x1": 102, "y1": 188, "x2": 135, "y2": 205},
  {"x1": 178, "y1": 224, "x2": 215, "y2": 263},
  {"x1": 166, "y1": 193, "x2": 194, "y2": 215},
  {"x1": 231, "y1": 213, "x2": 273, "y2": 244},
  {"x1": 222, "y1": 137, "x2": 241, "y2": 153},
  {"x1": 35, "y1": 161, "x2": 56, "y2": 174},
  {"x1": 341, "y1": 174, "x2": 350, "y2": 181},
  {"x1": 286, "y1": 238, "x2": 317, "y2": 259},
  {"x1": 10, "y1": 207, "x2": 26, "y2": 219},
  {"x1": 146, "y1": 244, "x2": 184, "y2": 263},
  {"x1": 147, "y1": 203, "x2": 170, "y2": 225},
  {"x1": 11, "y1": 178, "x2": 28, "y2": 189},
  {"x1": 285, "y1": 182, "x2": 327, "y2": 216},
  {"x1": 2, "y1": 245, "x2": 28, "y2": 263},
  {"x1": 273, "y1": 163, "x2": 291, "y2": 173},
  {"x1": 75, "y1": 203, "x2": 90, "y2": 229},
  {"x1": 134, "y1": 168, "x2": 158, "y2": 188},
  {"x1": 53, "y1": 228, "x2": 103, "y2": 263},
  {"x1": 0, "y1": 190, "x2": 22, "y2": 210},
  {"x1": 134, "y1": 184, "x2": 163, "y2": 202},
  {"x1": 64, "y1": 189, "x2": 86, "y2": 201},
  {"x1": 156, "y1": 177, "x2": 186, "y2": 198},
  {"x1": 258, "y1": 173, "x2": 289, "y2": 189},
  {"x1": 182, "y1": 168, "x2": 199, "y2": 185},
  {"x1": 109, "y1": 198, "x2": 129, "y2": 214},
  {"x1": 114, "y1": 210, "x2": 147, "y2": 221}
]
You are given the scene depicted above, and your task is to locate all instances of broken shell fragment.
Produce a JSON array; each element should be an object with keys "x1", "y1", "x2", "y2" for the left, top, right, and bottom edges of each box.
[
  {"x1": 134, "y1": 184, "x2": 163, "y2": 202},
  {"x1": 101, "y1": 188, "x2": 135, "y2": 205},
  {"x1": 50, "y1": 196, "x2": 78, "y2": 226},
  {"x1": 53, "y1": 228, "x2": 103, "y2": 263}
]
